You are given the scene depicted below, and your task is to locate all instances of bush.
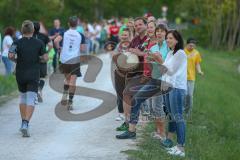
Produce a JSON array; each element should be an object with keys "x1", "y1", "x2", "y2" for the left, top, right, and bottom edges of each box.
[{"x1": 0, "y1": 75, "x2": 17, "y2": 96}]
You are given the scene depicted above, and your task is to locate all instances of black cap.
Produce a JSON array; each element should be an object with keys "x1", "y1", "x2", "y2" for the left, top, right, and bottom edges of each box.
[{"x1": 187, "y1": 38, "x2": 197, "y2": 44}]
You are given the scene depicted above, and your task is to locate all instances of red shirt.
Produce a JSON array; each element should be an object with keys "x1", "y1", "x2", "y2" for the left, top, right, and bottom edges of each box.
[
  {"x1": 143, "y1": 40, "x2": 156, "y2": 77},
  {"x1": 109, "y1": 25, "x2": 119, "y2": 36}
]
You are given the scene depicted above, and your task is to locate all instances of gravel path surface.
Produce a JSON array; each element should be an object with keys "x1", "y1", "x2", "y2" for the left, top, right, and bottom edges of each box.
[{"x1": 0, "y1": 54, "x2": 136, "y2": 160}]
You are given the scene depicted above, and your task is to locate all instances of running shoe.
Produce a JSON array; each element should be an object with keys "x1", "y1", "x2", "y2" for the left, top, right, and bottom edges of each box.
[
  {"x1": 115, "y1": 114, "x2": 125, "y2": 121},
  {"x1": 37, "y1": 92, "x2": 43, "y2": 103},
  {"x1": 167, "y1": 146, "x2": 185, "y2": 157},
  {"x1": 67, "y1": 100, "x2": 73, "y2": 110},
  {"x1": 61, "y1": 93, "x2": 68, "y2": 105},
  {"x1": 116, "y1": 130, "x2": 136, "y2": 139},
  {"x1": 21, "y1": 122, "x2": 30, "y2": 137},
  {"x1": 151, "y1": 132, "x2": 165, "y2": 140},
  {"x1": 34, "y1": 97, "x2": 38, "y2": 105}
]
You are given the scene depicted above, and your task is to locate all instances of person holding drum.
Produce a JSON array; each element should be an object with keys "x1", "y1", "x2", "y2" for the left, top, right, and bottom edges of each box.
[
  {"x1": 112, "y1": 28, "x2": 132, "y2": 121},
  {"x1": 116, "y1": 21, "x2": 167, "y2": 138},
  {"x1": 115, "y1": 17, "x2": 148, "y2": 132},
  {"x1": 116, "y1": 20, "x2": 158, "y2": 134}
]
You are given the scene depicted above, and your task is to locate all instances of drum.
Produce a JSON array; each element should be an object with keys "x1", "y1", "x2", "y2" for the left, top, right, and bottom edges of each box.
[
  {"x1": 117, "y1": 41, "x2": 131, "y2": 52},
  {"x1": 116, "y1": 51, "x2": 139, "y2": 72}
]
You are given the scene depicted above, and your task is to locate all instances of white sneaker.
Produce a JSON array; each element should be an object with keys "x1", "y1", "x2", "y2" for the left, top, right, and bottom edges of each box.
[
  {"x1": 151, "y1": 132, "x2": 165, "y2": 141},
  {"x1": 167, "y1": 146, "x2": 185, "y2": 157},
  {"x1": 141, "y1": 111, "x2": 150, "y2": 116},
  {"x1": 115, "y1": 114, "x2": 125, "y2": 121},
  {"x1": 34, "y1": 97, "x2": 38, "y2": 105},
  {"x1": 165, "y1": 145, "x2": 178, "y2": 151}
]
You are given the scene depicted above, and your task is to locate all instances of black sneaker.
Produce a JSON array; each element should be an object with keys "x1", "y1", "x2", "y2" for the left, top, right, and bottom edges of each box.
[{"x1": 116, "y1": 130, "x2": 136, "y2": 139}]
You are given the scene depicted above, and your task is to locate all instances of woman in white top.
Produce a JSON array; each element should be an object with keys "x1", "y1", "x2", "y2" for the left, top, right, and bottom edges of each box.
[
  {"x1": 153, "y1": 30, "x2": 187, "y2": 157},
  {"x1": 2, "y1": 27, "x2": 15, "y2": 75}
]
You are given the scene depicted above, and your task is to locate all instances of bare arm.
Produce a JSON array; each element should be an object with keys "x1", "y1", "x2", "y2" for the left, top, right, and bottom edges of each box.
[
  {"x1": 8, "y1": 53, "x2": 16, "y2": 62},
  {"x1": 147, "y1": 53, "x2": 164, "y2": 64},
  {"x1": 47, "y1": 41, "x2": 53, "y2": 53},
  {"x1": 80, "y1": 44, "x2": 87, "y2": 52},
  {"x1": 39, "y1": 53, "x2": 49, "y2": 63},
  {"x1": 54, "y1": 35, "x2": 63, "y2": 52},
  {"x1": 196, "y1": 63, "x2": 204, "y2": 75},
  {"x1": 8, "y1": 44, "x2": 17, "y2": 62}
]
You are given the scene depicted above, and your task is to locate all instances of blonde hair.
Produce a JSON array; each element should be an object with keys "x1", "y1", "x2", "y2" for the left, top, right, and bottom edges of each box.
[{"x1": 21, "y1": 20, "x2": 34, "y2": 34}]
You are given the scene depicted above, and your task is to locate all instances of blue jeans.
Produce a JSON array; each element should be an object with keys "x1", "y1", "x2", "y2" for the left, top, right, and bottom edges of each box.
[
  {"x1": 165, "y1": 88, "x2": 186, "y2": 146},
  {"x1": 2, "y1": 56, "x2": 13, "y2": 75},
  {"x1": 129, "y1": 78, "x2": 169, "y2": 124}
]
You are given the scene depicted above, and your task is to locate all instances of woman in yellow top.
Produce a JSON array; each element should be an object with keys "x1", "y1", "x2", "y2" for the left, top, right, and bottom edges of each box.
[{"x1": 184, "y1": 38, "x2": 204, "y2": 117}]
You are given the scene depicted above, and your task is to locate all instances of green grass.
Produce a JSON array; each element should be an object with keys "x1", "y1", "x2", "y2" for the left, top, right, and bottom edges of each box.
[
  {"x1": 0, "y1": 75, "x2": 17, "y2": 105},
  {"x1": 124, "y1": 48, "x2": 240, "y2": 160}
]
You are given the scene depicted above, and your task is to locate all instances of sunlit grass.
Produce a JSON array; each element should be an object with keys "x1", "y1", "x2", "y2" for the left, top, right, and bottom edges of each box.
[{"x1": 125, "y1": 48, "x2": 240, "y2": 160}]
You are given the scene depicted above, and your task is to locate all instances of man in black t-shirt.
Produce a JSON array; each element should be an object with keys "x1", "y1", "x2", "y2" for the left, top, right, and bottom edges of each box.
[
  {"x1": 33, "y1": 21, "x2": 53, "y2": 103},
  {"x1": 8, "y1": 20, "x2": 48, "y2": 137},
  {"x1": 49, "y1": 18, "x2": 65, "y2": 72}
]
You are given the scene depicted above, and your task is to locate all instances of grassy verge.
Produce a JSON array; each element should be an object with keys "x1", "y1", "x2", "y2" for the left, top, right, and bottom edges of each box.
[
  {"x1": 124, "y1": 48, "x2": 240, "y2": 160},
  {"x1": 0, "y1": 75, "x2": 18, "y2": 105}
]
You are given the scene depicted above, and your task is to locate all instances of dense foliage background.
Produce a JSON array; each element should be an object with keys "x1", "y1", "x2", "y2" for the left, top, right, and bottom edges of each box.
[{"x1": 0, "y1": 0, "x2": 239, "y2": 51}]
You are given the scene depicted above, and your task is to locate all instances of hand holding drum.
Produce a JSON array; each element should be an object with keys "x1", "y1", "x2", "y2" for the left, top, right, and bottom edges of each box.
[
  {"x1": 116, "y1": 51, "x2": 139, "y2": 72},
  {"x1": 146, "y1": 52, "x2": 163, "y2": 64}
]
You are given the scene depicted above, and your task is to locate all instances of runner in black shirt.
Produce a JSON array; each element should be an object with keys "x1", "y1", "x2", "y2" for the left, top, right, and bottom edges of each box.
[
  {"x1": 8, "y1": 20, "x2": 48, "y2": 137},
  {"x1": 33, "y1": 21, "x2": 53, "y2": 103}
]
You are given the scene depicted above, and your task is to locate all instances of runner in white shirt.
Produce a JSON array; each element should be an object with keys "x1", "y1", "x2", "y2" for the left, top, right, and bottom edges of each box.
[{"x1": 55, "y1": 16, "x2": 86, "y2": 110}]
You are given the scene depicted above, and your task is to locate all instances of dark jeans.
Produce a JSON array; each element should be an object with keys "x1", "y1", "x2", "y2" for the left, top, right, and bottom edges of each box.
[{"x1": 128, "y1": 78, "x2": 171, "y2": 124}]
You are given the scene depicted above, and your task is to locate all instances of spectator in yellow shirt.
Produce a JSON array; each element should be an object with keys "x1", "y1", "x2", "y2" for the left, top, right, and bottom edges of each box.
[{"x1": 184, "y1": 38, "x2": 204, "y2": 117}]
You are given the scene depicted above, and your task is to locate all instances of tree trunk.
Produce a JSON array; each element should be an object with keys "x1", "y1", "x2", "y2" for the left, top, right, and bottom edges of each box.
[
  {"x1": 222, "y1": 13, "x2": 231, "y2": 44},
  {"x1": 59, "y1": 0, "x2": 65, "y2": 12},
  {"x1": 211, "y1": 7, "x2": 222, "y2": 49},
  {"x1": 228, "y1": 1, "x2": 240, "y2": 51},
  {"x1": 230, "y1": 14, "x2": 240, "y2": 50},
  {"x1": 94, "y1": 0, "x2": 100, "y2": 20}
]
